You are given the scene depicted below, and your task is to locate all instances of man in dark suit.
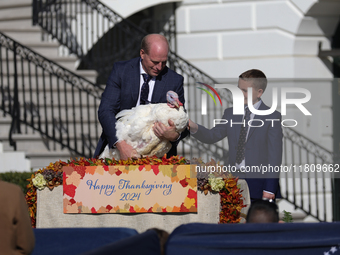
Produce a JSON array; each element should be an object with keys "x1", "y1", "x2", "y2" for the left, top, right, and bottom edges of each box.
[
  {"x1": 94, "y1": 34, "x2": 186, "y2": 160},
  {"x1": 189, "y1": 69, "x2": 282, "y2": 201}
]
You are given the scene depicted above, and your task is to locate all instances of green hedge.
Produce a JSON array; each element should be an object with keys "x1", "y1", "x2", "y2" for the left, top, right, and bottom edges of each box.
[{"x1": 0, "y1": 171, "x2": 33, "y2": 194}]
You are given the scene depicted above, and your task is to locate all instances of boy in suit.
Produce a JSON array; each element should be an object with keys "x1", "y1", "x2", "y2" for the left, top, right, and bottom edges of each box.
[{"x1": 189, "y1": 69, "x2": 282, "y2": 201}]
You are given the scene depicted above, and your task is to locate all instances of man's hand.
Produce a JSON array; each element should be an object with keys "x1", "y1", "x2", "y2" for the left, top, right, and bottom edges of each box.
[
  {"x1": 116, "y1": 140, "x2": 139, "y2": 160},
  {"x1": 188, "y1": 119, "x2": 198, "y2": 133},
  {"x1": 262, "y1": 191, "x2": 275, "y2": 200},
  {"x1": 153, "y1": 120, "x2": 180, "y2": 142}
]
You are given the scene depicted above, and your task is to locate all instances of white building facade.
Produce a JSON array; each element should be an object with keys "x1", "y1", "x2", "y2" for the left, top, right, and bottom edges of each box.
[{"x1": 101, "y1": 0, "x2": 340, "y2": 222}]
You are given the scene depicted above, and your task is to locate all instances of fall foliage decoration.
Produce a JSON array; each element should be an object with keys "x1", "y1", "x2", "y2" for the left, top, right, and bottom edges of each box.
[
  {"x1": 26, "y1": 156, "x2": 245, "y2": 227},
  {"x1": 195, "y1": 158, "x2": 246, "y2": 223},
  {"x1": 26, "y1": 155, "x2": 187, "y2": 227}
]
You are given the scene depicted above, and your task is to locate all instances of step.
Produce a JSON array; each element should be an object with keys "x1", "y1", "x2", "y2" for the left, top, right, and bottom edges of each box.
[
  {"x1": 4, "y1": 122, "x2": 101, "y2": 138},
  {"x1": 0, "y1": 113, "x2": 100, "y2": 126},
  {"x1": 75, "y1": 69, "x2": 98, "y2": 79},
  {"x1": 26, "y1": 42, "x2": 61, "y2": 58},
  {"x1": 0, "y1": 138, "x2": 100, "y2": 154},
  {"x1": 7, "y1": 132, "x2": 98, "y2": 149},
  {"x1": 0, "y1": 0, "x2": 31, "y2": 9},
  {"x1": 1, "y1": 107, "x2": 100, "y2": 125},
  {"x1": 0, "y1": 73, "x2": 87, "y2": 91},
  {"x1": 0, "y1": 129, "x2": 12, "y2": 151},
  {"x1": 0, "y1": 142, "x2": 31, "y2": 172},
  {"x1": 26, "y1": 150, "x2": 77, "y2": 171},
  {"x1": 1, "y1": 87, "x2": 101, "y2": 107},
  {"x1": 4, "y1": 133, "x2": 58, "y2": 151},
  {"x1": 2, "y1": 30, "x2": 45, "y2": 44},
  {"x1": 0, "y1": 6, "x2": 32, "y2": 20},
  {"x1": 0, "y1": 19, "x2": 33, "y2": 30},
  {"x1": 0, "y1": 67, "x2": 98, "y2": 87},
  {"x1": 1, "y1": 99, "x2": 100, "y2": 114},
  {"x1": 0, "y1": 131, "x2": 86, "y2": 171},
  {"x1": 0, "y1": 35, "x2": 99, "y2": 83},
  {"x1": 0, "y1": 115, "x2": 101, "y2": 141},
  {"x1": 53, "y1": 58, "x2": 78, "y2": 71},
  {"x1": 0, "y1": 115, "x2": 11, "y2": 124},
  {"x1": 0, "y1": 67, "x2": 98, "y2": 85},
  {"x1": 0, "y1": 54, "x2": 79, "y2": 70},
  {"x1": 0, "y1": 123, "x2": 11, "y2": 140},
  {"x1": 0, "y1": 27, "x2": 41, "y2": 33},
  {"x1": 0, "y1": 14, "x2": 31, "y2": 23},
  {"x1": 23, "y1": 85, "x2": 99, "y2": 98},
  {"x1": 1, "y1": 138, "x2": 95, "y2": 161},
  {"x1": 0, "y1": 54, "x2": 98, "y2": 84},
  {"x1": 0, "y1": 43, "x2": 59, "y2": 59},
  {"x1": 0, "y1": 141, "x2": 15, "y2": 152}
]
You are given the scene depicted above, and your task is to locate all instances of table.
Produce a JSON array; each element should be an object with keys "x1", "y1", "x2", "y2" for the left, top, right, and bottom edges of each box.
[{"x1": 36, "y1": 180, "x2": 250, "y2": 233}]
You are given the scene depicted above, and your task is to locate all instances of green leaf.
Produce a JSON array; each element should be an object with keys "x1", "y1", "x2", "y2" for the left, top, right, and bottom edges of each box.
[{"x1": 282, "y1": 210, "x2": 293, "y2": 223}]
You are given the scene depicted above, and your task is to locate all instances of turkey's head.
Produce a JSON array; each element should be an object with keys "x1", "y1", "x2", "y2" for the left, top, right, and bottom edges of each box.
[{"x1": 166, "y1": 91, "x2": 183, "y2": 109}]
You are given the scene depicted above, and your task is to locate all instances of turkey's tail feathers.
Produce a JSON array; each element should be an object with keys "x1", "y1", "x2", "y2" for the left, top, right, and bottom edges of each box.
[{"x1": 116, "y1": 109, "x2": 134, "y2": 120}]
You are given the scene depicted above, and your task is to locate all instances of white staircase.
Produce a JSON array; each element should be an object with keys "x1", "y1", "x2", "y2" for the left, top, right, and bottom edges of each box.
[
  {"x1": 0, "y1": 0, "x2": 101, "y2": 170},
  {"x1": 0, "y1": 0, "x2": 97, "y2": 79}
]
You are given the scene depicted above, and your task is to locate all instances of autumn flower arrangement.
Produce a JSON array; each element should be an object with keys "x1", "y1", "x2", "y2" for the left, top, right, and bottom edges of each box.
[
  {"x1": 196, "y1": 159, "x2": 246, "y2": 223},
  {"x1": 26, "y1": 156, "x2": 245, "y2": 227},
  {"x1": 26, "y1": 155, "x2": 187, "y2": 227}
]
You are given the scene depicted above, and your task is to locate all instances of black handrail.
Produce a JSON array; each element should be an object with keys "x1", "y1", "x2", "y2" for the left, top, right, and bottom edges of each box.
[
  {"x1": 30, "y1": 0, "x2": 334, "y2": 221},
  {"x1": 281, "y1": 128, "x2": 334, "y2": 222},
  {"x1": 0, "y1": 32, "x2": 102, "y2": 158},
  {"x1": 33, "y1": 0, "x2": 146, "y2": 85}
]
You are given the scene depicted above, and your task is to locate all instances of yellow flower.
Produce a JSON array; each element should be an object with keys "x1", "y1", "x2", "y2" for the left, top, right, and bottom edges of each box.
[
  {"x1": 32, "y1": 173, "x2": 47, "y2": 190},
  {"x1": 208, "y1": 174, "x2": 225, "y2": 192}
]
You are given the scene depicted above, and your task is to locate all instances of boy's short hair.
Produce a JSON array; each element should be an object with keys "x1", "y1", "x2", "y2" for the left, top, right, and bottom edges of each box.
[{"x1": 239, "y1": 69, "x2": 267, "y2": 92}]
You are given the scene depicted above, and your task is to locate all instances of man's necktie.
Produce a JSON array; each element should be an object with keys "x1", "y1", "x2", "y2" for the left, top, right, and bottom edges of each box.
[
  {"x1": 235, "y1": 107, "x2": 251, "y2": 164},
  {"x1": 140, "y1": 73, "x2": 151, "y2": 105}
]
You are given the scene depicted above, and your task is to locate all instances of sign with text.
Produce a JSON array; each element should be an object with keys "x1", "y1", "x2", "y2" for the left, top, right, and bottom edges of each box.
[{"x1": 63, "y1": 165, "x2": 197, "y2": 214}]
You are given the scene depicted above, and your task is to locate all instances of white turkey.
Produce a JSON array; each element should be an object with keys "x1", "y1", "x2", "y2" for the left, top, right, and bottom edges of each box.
[{"x1": 99, "y1": 91, "x2": 189, "y2": 160}]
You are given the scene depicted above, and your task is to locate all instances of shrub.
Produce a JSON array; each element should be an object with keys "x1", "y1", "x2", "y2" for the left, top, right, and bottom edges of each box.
[{"x1": 0, "y1": 171, "x2": 32, "y2": 194}]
